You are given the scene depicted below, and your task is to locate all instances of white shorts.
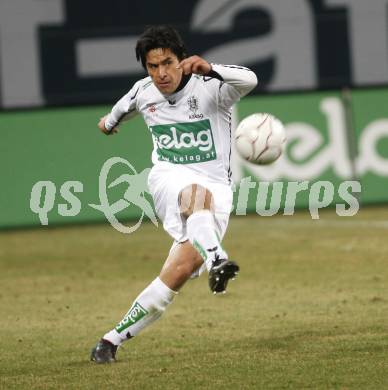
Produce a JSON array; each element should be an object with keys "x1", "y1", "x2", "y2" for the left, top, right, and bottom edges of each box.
[{"x1": 147, "y1": 162, "x2": 233, "y2": 244}]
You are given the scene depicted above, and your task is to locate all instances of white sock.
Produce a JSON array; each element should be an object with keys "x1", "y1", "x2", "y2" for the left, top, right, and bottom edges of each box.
[
  {"x1": 103, "y1": 277, "x2": 177, "y2": 346},
  {"x1": 186, "y1": 210, "x2": 228, "y2": 271}
]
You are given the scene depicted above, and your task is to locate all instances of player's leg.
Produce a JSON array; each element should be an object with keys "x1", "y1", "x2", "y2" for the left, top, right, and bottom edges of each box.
[
  {"x1": 91, "y1": 241, "x2": 202, "y2": 363},
  {"x1": 180, "y1": 184, "x2": 226, "y2": 269},
  {"x1": 179, "y1": 184, "x2": 239, "y2": 293},
  {"x1": 159, "y1": 239, "x2": 203, "y2": 290}
]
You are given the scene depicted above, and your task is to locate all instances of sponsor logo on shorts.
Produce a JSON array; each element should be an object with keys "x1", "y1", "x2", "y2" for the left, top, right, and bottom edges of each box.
[
  {"x1": 150, "y1": 119, "x2": 217, "y2": 164},
  {"x1": 115, "y1": 302, "x2": 149, "y2": 333}
]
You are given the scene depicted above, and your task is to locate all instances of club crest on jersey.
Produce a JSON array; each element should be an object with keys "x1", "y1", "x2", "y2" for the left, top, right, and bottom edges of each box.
[{"x1": 188, "y1": 95, "x2": 204, "y2": 119}]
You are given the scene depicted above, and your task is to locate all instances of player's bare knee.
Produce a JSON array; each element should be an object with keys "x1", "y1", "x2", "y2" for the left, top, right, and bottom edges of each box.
[{"x1": 179, "y1": 184, "x2": 214, "y2": 218}]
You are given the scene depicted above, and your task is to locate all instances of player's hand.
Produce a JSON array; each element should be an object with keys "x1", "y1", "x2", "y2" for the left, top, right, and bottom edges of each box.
[
  {"x1": 177, "y1": 56, "x2": 212, "y2": 76},
  {"x1": 98, "y1": 115, "x2": 119, "y2": 135}
]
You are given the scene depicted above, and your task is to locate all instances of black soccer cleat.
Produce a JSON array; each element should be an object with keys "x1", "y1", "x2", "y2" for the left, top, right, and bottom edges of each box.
[
  {"x1": 90, "y1": 339, "x2": 118, "y2": 364},
  {"x1": 208, "y1": 258, "x2": 239, "y2": 294}
]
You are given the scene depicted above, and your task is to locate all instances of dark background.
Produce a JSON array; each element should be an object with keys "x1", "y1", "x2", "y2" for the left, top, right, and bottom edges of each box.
[{"x1": 39, "y1": 0, "x2": 354, "y2": 106}]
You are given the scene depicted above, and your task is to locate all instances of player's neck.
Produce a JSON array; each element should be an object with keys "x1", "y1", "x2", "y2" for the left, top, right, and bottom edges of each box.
[{"x1": 172, "y1": 73, "x2": 191, "y2": 95}]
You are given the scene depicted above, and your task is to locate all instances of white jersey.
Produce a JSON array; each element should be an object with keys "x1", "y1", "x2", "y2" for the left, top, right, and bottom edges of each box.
[{"x1": 105, "y1": 64, "x2": 257, "y2": 184}]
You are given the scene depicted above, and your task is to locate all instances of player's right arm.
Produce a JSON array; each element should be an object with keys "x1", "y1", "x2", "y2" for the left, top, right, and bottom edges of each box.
[{"x1": 98, "y1": 80, "x2": 142, "y2": 135}]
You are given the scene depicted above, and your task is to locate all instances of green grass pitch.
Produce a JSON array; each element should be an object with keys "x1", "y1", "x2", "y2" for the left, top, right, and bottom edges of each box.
[{"x1": 1, "y1": 207, "x2": 388, "y2": 389}]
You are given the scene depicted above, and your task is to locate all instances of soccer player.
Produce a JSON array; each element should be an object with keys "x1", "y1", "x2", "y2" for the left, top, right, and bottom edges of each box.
[{"x1": 91, "y1": 25, "x2": 257, "y2": 363}]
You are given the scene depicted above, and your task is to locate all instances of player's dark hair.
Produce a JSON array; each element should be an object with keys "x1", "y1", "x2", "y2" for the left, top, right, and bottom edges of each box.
[{"x1": 135, "y1": 25, "x2": 187, "y2": 69}]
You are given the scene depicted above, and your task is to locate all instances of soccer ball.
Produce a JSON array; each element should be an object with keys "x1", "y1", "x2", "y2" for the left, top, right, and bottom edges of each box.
[{"x1": 235, "y1": 113, "x2": 286, "y2": 165}]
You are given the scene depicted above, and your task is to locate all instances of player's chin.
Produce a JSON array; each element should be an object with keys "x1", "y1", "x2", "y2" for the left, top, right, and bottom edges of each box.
[{"x1": 157, "y1": 83, "x2": 173, "y2": 94}]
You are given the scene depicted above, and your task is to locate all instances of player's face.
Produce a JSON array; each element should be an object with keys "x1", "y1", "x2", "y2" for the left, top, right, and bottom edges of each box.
[{"x1": 146, "y1": 48, "x2": 183, "y2": 95}]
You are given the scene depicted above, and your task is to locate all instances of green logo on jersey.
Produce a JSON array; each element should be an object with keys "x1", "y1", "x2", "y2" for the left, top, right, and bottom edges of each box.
[
  {"x1": 115, "y1": 302, "x2": 148, "y2": 333},
  {"x1": 150, "y1": 119, "x2": 217, "y2": 164}
]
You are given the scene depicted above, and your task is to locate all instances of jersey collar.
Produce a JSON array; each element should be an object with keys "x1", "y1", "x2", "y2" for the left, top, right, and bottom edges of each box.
[
  {"x1": 174, "y1": 73, "x2": 192, "y2": 94},
  {"x1": 162, "y1": 73, "x2": 192, "y2": 103}
]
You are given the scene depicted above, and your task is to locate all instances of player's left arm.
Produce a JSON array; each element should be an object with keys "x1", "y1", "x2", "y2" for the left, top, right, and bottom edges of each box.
[
  {"x1": 178, "y1": 55, "x2": 257, "y2": 103},
  {"x1": 209, "y1": 63, "x2": 258, "y2": 98}
]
